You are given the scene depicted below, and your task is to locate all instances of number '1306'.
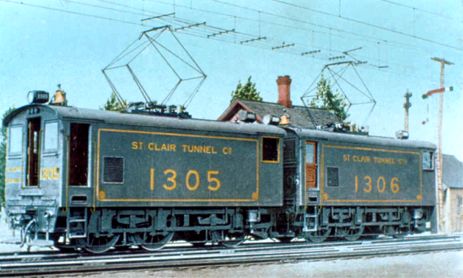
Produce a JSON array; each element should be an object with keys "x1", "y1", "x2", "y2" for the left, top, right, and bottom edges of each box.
[{"x1": 355, "y1": 175, "x2": 400, "y2": 194}]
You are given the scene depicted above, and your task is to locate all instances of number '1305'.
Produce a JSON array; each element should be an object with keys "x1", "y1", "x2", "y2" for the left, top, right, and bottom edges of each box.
[
  {"x1": 355, "y1": 175, "x2": 400, "y2": 194},
  {"x1": 149, "y1": 168, "x2": 221, "y2": 192}
]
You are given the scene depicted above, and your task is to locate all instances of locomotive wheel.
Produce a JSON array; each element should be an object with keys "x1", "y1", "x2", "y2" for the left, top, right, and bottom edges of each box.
[
  {"x1": 305, "y1": 226, "x2": 331, "y2": 243},
  {"x1": 135, "y1": 232, "x2": 174, "y2": 251},
  {"x1": 84, "y1": 234, "x2": 120, "y2": 254},
  {"x1": 221, "y1": 232, "x2": 245, "y2": 248},
  {"x1": 337, "y1": 225, "x2": 364, "y2": 241}
]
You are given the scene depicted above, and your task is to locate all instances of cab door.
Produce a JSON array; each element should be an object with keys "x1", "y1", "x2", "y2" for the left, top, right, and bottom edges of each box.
[
  {"x1": 305, "y1": 141, "x2": 317, "y2": 189},
  {"x1": 26, "y1": 117, "x2": 41, "y2": 186}
]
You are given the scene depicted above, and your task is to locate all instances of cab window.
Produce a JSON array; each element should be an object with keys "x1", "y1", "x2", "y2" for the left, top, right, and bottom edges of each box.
[
  {"x1": 305, "y1": 141, "x2": 317, "y2": 189},
  {"x1": 262, "y1": 137, "x2": 279, "y2": 163},
  {"x1": 422, "y1": 151, "x2": 434, "y2": 170},
  {"x1": 69, "y1": 123, "x2": 89, "y2": 186},
  {"x1": 44, "y1": 122, "x2": 58, "y2": 152},
  {"x1": 8, "y1": 126, "x2": 23, "y2": 155}
]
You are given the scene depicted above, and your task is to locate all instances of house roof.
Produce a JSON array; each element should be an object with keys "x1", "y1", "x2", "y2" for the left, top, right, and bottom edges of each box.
[
  {"x1": 218, "y1": 99, "x2": 340, "y2": 129},
  {"x1": 443, "y1": 154, "x2": 463, "y2": 189}
]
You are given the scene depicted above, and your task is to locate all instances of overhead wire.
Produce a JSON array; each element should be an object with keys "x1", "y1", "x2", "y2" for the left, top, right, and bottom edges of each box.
[
  {"x1": 0, "y1": 0, "x2": 441, "y2": 89},
  {"x1": 377, "y1": 0, "x2": 461, "y2": 23},
  {"x1": 0, "y1": 0, "x2": 146, "y2": 27},
  {"x1": 87, "y1": 0, "x2": 440, "y2": 79},
  {"x1": 272, "y1": 0, "x2": 463, "y2": 52},
  {"x1": 211, "y1": 0, "x2": 439, "y2": 53}
]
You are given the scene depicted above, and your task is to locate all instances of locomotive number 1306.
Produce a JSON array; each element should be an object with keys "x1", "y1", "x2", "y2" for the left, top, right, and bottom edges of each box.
[{"x1": 354, "y1": 175, "x2": 400, "y2": 194}]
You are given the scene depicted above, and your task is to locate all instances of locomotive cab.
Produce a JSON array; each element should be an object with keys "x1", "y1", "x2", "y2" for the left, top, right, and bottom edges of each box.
[{"x1": 4, "y1": 103, "x2": 66, "y2": 247}]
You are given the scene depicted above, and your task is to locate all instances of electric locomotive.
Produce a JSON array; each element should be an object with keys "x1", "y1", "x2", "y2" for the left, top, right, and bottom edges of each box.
[{"x1": 3, "y1": 90, "x2": 436, "y2": 252}]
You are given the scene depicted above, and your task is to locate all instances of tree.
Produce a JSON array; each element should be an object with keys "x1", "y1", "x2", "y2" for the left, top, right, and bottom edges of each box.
[
  {"x1": 0, "y1": 108, "x2": 15, "y2": 206},
  {"x1": 310, "y1": 75, "x2": 348, "y2": 121},
  {"x1": 103, "y1": 92, "x2": 127, "y2": 112},
  {"x1": 230, "y1": 76, "x2": 263, "y2": 102}
]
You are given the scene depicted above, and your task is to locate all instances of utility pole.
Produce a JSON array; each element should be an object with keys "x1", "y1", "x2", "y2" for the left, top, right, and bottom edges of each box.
[
  {"x1": 403, "y1": 90, "x2": 412, "y2": 132},
  {"x1": 429, "y1": 57, "x2": 453, "y2": 233}
]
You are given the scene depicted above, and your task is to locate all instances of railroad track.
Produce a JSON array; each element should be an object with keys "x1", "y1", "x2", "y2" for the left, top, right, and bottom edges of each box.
[{"x1": 1, "y1": 234, "x2": 462, "y2": 277}]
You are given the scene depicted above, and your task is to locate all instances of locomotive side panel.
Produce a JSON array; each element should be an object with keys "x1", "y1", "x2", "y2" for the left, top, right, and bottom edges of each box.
[
  {"x1": 95, "y1": 127, "x2": 283, "y2": 207},
  {"x1": 320, "y1": 143, "x2": 433, "y2": 206}
]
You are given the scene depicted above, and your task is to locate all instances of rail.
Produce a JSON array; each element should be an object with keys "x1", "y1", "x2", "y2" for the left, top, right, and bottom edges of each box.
[{"x1": 0, "y1": 234, "x2": 462, "y2": 277}]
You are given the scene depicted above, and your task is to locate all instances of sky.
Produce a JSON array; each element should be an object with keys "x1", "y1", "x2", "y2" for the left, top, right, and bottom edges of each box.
[{"x1": 0, "y1": 0, "x2": 462, "y2": 160}]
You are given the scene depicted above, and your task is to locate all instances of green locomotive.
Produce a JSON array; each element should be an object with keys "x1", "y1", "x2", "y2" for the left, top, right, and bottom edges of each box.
[{"x1": 3, "y1": 91, "x2": 436, "y2": 253}]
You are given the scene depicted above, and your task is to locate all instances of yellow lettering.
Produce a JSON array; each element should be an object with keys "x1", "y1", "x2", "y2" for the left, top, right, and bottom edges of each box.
[
  {"x1": 343, "y1": 154, "x2": 350, "y2": 162},
  {"x1": 363, "y1": 176, "x2": 373, "y2": 192},
  {"x1": 40, "y1": 167, "x2": 60, "y2": 181},
  {"x1": 355, "y1": 176, "x2": 401, "y2": 194},
  {"x1": 391, "y1": 177, "x2": 400, "y2": 193},
  {"x1": 53, "y1": 167, "x2": 59, "y2": 180},
  {"x1": 186, "y1": 170, "x2": 200, "y2": 191},
  {"x1": 353, "y1": 155, "x2": 371, "y2": 163},
  {"x1": 6, "y1": 167, "x2": 22, "y2": 173},
  {"x1": 163, "y1": 169, "x2": 177, "y2": 191},
  {"x1": 182, "y1": 144, "x2": 218, "y2": 155},
  {"x1": 5, "y1": 178, "x2": 21, "y2": 184},
  {"x1": 132, "y1": 141, "x2": 143, "y2": 150},
  {"x1": 150, "y1": 168, "x2": 155, "y2": 191},
  {"x1": 373, "y1": 157, "x2": 396, "y2": 165},
  {"x1": 222, "y1": 147, "x2": 232, "y2": 155},
  {"x1": 207, "y1": 170, "x2": 221, "y2": 191},
  {"x1": 147, "y1": 143, "x2": 176, "y2": 152},
  {"x1": 377, "y1": 176, "x2": 386, "y2": 192}
]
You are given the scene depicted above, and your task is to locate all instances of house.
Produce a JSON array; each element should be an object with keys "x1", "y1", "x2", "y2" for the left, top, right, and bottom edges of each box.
[
  {"x1": 218, "y1": 75, "x2": 339, "y2": 128},
  {"x1": 443, "y1": 154, "x2": 463, "y2": 233}
]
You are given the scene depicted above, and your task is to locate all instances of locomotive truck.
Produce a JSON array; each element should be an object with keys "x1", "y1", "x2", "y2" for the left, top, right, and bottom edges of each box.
[{"x1": 3, "y1": 91, "x2": 436, "y2": 253}]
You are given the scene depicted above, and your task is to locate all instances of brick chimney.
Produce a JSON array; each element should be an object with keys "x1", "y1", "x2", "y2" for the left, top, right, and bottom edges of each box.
[{"x1": 276, "y1": 75, "x2": 292, "y2": 108}]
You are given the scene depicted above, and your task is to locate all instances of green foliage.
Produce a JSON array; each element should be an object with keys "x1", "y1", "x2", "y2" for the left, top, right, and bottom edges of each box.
[
  {"x1": 103, "y1": 92, "x2": 127, "y2": 112},
  {"x1": 0, "y1": 107, "x2": 15, "y2": 206},
  {"x1": 310, "y1": 75, "x2": 349, "y2": 121},
  {"x1": 231, "y1": 76, "x2": 263, "y2": 102}
]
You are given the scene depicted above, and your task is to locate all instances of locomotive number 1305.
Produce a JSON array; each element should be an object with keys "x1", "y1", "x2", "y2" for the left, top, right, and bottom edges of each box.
[{"x1": 149, "y1": 168, "x2": 222, "y2": 192}]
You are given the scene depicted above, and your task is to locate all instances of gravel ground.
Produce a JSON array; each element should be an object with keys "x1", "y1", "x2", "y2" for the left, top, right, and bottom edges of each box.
[{"x1": 0, "y1": 211, "x2": 23, "y2": 253}]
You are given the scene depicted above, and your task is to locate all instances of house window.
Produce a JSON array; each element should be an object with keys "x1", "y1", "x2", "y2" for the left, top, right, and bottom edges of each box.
[
  {"x1": 327, "y1": 167, "x2": 339, "y2": 187},
  {"x1": 458, "y1": 196, "x2": 463, "y2": 215},
  {"x1": 262, "y1": 137, "x2": 279, "y2": 162},
  {"x1": 103, "y1": 157, "x2": 124, "y2": 183}
]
